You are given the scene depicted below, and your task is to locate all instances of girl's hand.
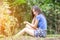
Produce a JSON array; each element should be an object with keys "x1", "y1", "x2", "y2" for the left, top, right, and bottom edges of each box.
[{"x1": 23, "y1": 21, "x2": 29, "y2": 24}]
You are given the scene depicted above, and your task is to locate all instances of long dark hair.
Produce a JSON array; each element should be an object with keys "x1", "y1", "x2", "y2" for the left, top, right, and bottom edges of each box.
[{"x1": 31, "y1": 6, "x2": 42, "y2": 18}]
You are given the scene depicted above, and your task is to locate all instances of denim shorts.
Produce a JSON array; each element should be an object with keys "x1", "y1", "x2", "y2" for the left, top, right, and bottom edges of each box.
[{"x1": 34, "y1": 28, "x2": 47, "y2": 37}]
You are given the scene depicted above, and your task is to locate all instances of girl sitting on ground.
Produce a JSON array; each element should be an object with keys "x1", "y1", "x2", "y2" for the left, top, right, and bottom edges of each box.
[{"x1": 15, "y1": 6, "x2": 47, "y2": 37}]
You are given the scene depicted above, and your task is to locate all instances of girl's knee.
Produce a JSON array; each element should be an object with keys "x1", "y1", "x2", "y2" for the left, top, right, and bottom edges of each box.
[
  {"x1": 26, "y1": 24, "x2": 29, "y2": 27},
  {"x1": 25, "y1": 24, "x2": 31, "y2": 28}
]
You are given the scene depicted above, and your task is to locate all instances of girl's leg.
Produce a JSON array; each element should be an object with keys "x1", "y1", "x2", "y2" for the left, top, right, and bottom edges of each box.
[{"x1": 15, "y1": 24, "x2": 35, "y2": 36}]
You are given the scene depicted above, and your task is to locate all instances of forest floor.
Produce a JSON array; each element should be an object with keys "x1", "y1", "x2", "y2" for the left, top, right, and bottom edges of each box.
[{"x1": 0, "y1": 34, "x2": 60, "y2": 40}]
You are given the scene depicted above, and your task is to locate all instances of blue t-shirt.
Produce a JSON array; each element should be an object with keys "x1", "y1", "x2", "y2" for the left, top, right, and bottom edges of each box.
[{"x1": 36, "y1": 14, "x2": 47, "y2": 30}]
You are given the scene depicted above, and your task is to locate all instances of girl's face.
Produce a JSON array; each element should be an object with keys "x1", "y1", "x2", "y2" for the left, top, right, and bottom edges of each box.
[
  {"x1": 33, "y1": 9, "x2": 36, "y2": 15},
  {"x1": 32, "y1": 9, "x2": 38, "y2": 16}
]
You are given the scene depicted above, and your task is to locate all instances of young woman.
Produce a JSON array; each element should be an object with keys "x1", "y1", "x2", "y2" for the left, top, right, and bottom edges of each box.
[{"x1": 15, "y1": 6, "x2": 47, "y2": 37}]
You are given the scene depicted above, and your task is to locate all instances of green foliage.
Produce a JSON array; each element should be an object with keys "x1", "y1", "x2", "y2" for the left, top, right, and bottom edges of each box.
[
  {"x1": 7, "y1": 0, "x2": 26, "y2": 6},
  {"x1": 12, "y1": 0, "x2": 26, "y2": 6}
]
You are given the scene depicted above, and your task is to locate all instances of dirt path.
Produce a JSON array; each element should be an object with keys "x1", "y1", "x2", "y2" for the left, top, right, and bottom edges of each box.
[{"x1": 0, "y1": 36, "x2": 60, "y2": 40}]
